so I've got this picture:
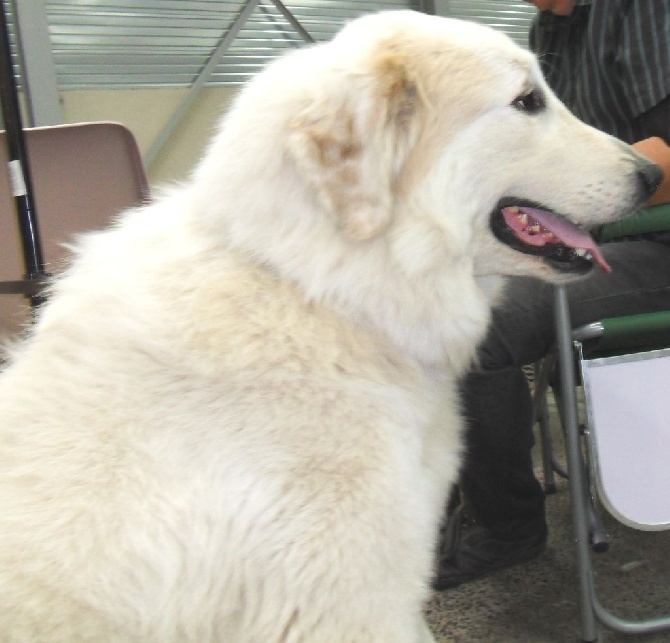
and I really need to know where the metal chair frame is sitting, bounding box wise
[551,285,670,641]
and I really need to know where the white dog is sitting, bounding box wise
[0,10,660,643]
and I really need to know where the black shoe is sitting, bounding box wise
[432,504,547,590]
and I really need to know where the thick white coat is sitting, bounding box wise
[0,10,652,642]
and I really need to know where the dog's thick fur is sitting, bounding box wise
[0,11,658,642]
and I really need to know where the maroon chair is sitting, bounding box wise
[0,122,150,342]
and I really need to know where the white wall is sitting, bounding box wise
[61,86,239,187]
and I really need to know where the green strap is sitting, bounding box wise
[595,310,670,352]
[598,203,670,241]
[584,204,670,354]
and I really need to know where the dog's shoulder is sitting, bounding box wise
[163,245,418,387]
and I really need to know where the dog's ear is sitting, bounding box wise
[287,49,422,241]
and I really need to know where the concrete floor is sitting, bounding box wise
[425,393,670,642]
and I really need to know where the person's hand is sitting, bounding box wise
[633,137,670,206]
[523,0,577,15]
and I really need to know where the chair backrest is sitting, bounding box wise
[0,122,150,340]
[579,346,670,530]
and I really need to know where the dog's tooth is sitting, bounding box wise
[518,213,528,226]
[529,224,541,234]
[575,248,587,257]
[508,206,520,214]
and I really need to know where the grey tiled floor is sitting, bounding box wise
[426,393,670,642]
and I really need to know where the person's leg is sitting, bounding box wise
[458,366,545,532]
[433,277,552,589]
[434,241,670,589]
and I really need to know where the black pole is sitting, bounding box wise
[0,1,47,295]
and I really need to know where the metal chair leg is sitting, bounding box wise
[537,394,558,494]
[533,357,569,494]
[555,286,599,642]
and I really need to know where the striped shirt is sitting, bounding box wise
[530,0,670,144]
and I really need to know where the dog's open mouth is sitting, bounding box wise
[491,199,610,274]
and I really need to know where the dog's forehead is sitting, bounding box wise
[340,12,525,54]
[338,11,537,87]
[424,17,537,77]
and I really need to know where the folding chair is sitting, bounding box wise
[548,203,670,641]
[0,122,150,342]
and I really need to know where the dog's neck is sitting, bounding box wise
[190,134,499,375]
[204,219,496,375]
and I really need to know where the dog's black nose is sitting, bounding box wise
[638,162,663,198]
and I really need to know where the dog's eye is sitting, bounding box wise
[512,88,545,114]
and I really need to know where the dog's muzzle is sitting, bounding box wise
[490,198,609,275]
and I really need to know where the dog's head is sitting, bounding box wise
[268,11,659,281]
[195,11,661,366]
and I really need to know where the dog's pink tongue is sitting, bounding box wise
[503,206,612,273]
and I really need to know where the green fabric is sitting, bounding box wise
[593,310,670,352]
[598,204,670,241]
[584,205,670,355]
